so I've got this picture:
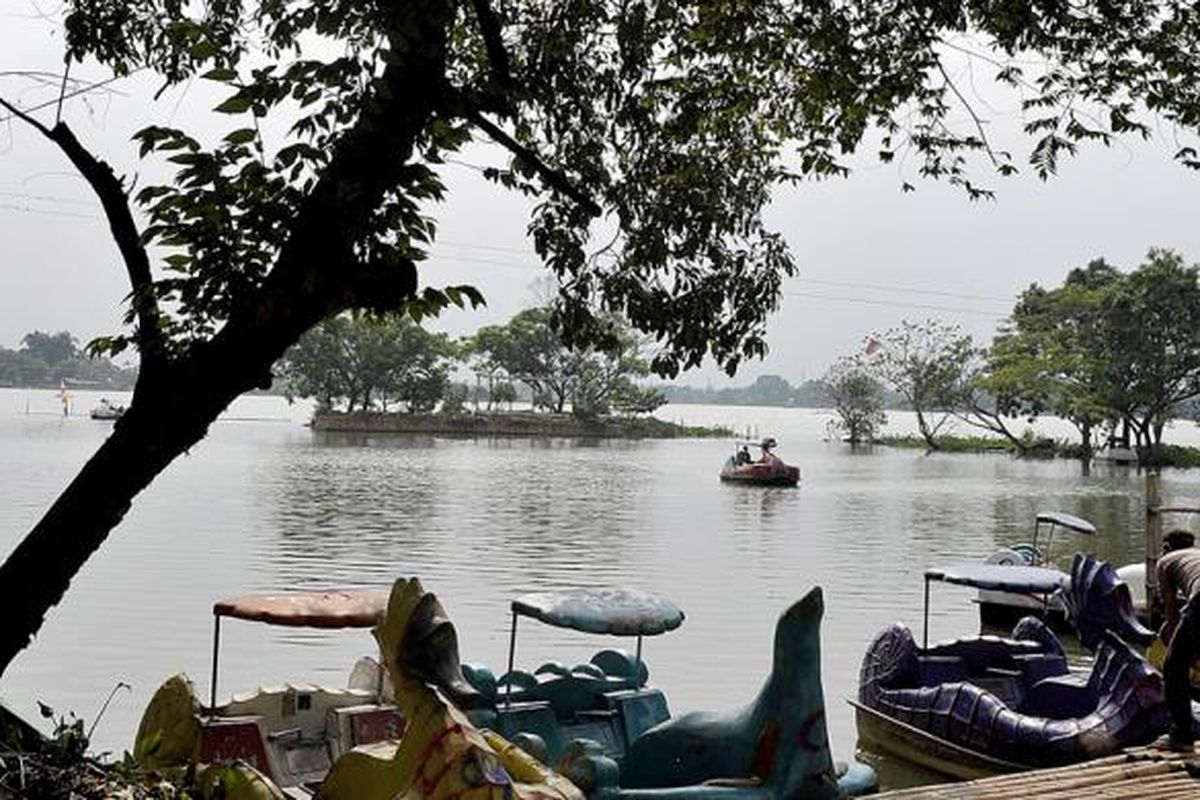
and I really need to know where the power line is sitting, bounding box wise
[0,201,101,221]
[0,73,132,125]
[780,290,1008,318]
[798,277,1011,303]
[0,201,1017,315]
[434,239,1014,303]
[0,190,96,207]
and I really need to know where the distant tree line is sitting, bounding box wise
[825,249,1200,466]
[276,306,665,420]
[0,331,136,390]
[659,374,907,409]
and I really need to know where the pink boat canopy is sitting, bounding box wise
[213,589,389,628]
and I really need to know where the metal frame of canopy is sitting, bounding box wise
[207,589,389,714]
[504,587,684,707]
[921,564,1065,649]
[1031,511,1096,567]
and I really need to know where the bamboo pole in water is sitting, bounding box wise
[1146,470,1161,617]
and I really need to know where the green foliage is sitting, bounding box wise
[983,250,1200,462]
[868,319,977,449]
[469,306,661,416]
[439,384,470,415]
[876,434,1018,453]
[0,331,136,389]
[824,356,886,444]
[54,0,1200,373]
[659,377,839,408]
[277,313,457,412]
[20,331,78,365]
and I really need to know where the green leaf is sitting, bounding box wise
[214,95,252,114]
[201,67,238,82]
[224,129,257,145]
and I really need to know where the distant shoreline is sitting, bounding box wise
[311,410,731,439]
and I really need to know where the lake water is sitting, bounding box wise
[3,387,1200,790]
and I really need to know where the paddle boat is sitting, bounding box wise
[719,438,800,487]
[976,511,1097,629]
[135,580,876,798]
[89,397,126,420]
[134,589,406,795]
[459,586,876,798]
[852,554,1187,780]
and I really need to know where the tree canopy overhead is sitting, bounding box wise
[48,0,1200,376]
[1,0,1199,678]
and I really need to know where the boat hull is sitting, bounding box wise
[850,699,1027,780]
[719,462,800,486]
[856,615,1169,775]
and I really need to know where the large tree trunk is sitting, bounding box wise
[0,360,250,675]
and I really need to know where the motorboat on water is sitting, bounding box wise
[89,397,126,420]
[719,437,800,487]
[462,586,876,798]
[976,511,1097,629]
[852,554,1191,780]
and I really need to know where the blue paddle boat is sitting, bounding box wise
[459,586,876,798]
[852,554,1190,779]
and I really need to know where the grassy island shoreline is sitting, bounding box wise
[310,410,731,439]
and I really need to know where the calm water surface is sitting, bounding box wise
[4,388,1200,790]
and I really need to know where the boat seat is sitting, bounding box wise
[603,687,670,747]
[493,700,567,763]
[918,655,968,684]
[974,669,1024,711]
[1025,673,1093,720]
[1012,652,1069,685]
[591,649,650,685]
[536,661,572,678]
[572,663,607,680]
[327,704,405,760]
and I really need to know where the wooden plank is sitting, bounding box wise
[873,746,1200,799]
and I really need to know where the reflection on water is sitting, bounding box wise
[4,389,1200,791]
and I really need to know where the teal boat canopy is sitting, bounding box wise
[511,588,684,636]
[1036,511,1096,535]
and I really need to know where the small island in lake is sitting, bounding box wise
[311,409,730,439]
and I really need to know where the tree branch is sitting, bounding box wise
[470,0,514,95]
[0,95,167,365]
[461,101,602,218]
[935,61,1000,167]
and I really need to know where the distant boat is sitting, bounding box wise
[719,437,800,486]
[89,398,125,421]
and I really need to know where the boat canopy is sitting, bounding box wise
[924,564,1066,594]
[511,588,684,636]
[213,589,389,628]
[1036,512,1096,535]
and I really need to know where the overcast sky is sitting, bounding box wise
[3,4,1198,387]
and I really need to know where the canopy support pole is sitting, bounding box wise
[505,610,517,708]
[635,635,644,688]
[209,614,221,716]
[923,575,931,650]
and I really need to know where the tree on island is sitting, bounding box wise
[981,260,1120,461]
[470,306,663,417]
[980,251,1200,465]
[278,313,458,413]
[1095,250,1200,460]
[824,356,886,445]
[2,1,1200,679]
[869,320,976,450]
